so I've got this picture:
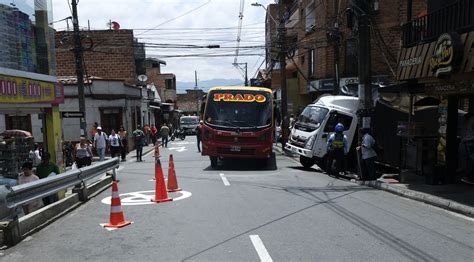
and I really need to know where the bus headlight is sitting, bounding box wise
[304,135,315,150]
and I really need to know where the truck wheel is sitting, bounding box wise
[300,156,315,169]
[210,156,218,168]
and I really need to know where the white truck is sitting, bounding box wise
[285,96,359,170]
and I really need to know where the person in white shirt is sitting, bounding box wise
[28,143,42,167]
[18,162,44,214]
[358,128,378,180]
[108,129,121,158]
[94,126,108,161]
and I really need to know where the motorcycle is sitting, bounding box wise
[170,129,186,141]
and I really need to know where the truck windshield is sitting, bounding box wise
[180,118,198,124]
[296,106,328,129]
[204,90,272,129]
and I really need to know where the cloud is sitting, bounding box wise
[52,0,274,82]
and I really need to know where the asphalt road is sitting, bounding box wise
[2,137,474,261]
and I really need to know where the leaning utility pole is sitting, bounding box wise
[355,0,372,130]
[332,0,340,95]
[71,0,87,136]
[278,1,288,146]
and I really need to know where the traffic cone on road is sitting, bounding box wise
[155,141,161,158]
[151,158,173,203]
[167,154,181,192]
[102,181,132,228]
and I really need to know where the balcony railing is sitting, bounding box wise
[402,0,474,47]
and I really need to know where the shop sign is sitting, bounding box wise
[307,79,334,92]
[0,74,64,104]
[400,57,422,67]
[430,33,463,78]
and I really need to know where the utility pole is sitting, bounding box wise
[278,1,288,147]
[355,0,372,130]
[332,0,340,95]
[244,62,248,86]
[71,0,87,136]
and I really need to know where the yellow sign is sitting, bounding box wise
[213,93,267,103]
[0,74,63,104]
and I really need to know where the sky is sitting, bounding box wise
[51,0,275,83]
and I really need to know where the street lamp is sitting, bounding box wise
[252,1,289,147]
[251,2,278,24]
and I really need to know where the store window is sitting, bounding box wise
[0,0,55,75]
[5,114,32,132]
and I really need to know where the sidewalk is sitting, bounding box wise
[90,145,156,163]
[273,144,474,218]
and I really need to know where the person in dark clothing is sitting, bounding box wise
[196,121,203,152]
[118,126,128,162]
[133,125,145,162]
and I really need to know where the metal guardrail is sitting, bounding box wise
[0,157,120,220]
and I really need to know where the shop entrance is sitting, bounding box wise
[100,108,123,134]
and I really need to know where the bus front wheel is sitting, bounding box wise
[210,156,218,168]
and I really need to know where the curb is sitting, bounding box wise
[354,180,474,218]
[277,144,474,218]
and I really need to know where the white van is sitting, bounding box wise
[179,116,200,135]
[284,96,359,169]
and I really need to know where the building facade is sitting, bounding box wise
[55,29,157,139]
[395,0,474,183]
[0,0,64,168]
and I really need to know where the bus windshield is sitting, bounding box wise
[204,89,272,129]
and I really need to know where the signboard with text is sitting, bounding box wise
[0,74,64,104]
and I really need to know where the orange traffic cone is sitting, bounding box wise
[167,154,181,192]
[102,181,132,228]
[155,141,161,158]
[151,158,173,203]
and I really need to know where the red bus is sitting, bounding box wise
[201,86,274,168]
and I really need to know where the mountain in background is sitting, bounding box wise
[176,79,243,93]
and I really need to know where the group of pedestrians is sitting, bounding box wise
[132,123,172,162]
[326,123,380,180]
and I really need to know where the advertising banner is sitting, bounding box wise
[0,74,64,104]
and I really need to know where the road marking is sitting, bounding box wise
[249,235,273,262]
[101,190,192,205]
[144,150,156,158]
[219,173,230,186]
[168,146,187,152]
[171,141,195,145]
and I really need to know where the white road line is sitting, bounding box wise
[249,235,273,262]
[219,173,230,186]
[144,150,156,158]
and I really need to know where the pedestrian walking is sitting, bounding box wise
[144,124,151,146]
[196,121,203,152]
[327,123,349,175]
[357,128,378,180]
[18,162,44,214]
[150,124,158,146]
[108,129,121,158]
[133,125,145,162]
[36,153,60,205]
[28,143,42,167]
[118,126,128,162]
[159,123,170,148]
[75,137,93,168]
[94,126,108,161]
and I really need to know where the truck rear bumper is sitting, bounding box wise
[284,143,313,158]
